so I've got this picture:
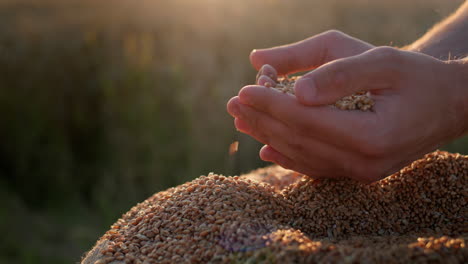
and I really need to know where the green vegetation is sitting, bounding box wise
[0,0,465,263]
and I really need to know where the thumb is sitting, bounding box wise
[294,47,401,106]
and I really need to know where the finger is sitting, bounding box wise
[250,35,328,75]
[295,47,402,106]
[230,98,339,165]
[257,75,276,87]
[237,85,376,151]
[259,145,344,179]
[234,118,251,133]
[228,97,288,147]
[238,85,368,131]
[259,145,297,170]
[235,117,269,145]
[242,112,348,177]
[250,31,372,75]
[227,96,242,118]
[256,64,278,83]
[231,95,361,177]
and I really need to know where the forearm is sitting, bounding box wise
[407,1,468,60]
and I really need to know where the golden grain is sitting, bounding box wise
[228,141,239,155]
[272,76,375,111]
[83,151,467,264]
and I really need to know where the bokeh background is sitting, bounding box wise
[0,0,467,263]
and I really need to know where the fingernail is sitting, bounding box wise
[256,70,263,82]
[295,77,316,104]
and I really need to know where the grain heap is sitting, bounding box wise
[270,76,374,111]
[82,151,467,264]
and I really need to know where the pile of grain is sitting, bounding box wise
[270,76,374,111]
[82,151,467,264]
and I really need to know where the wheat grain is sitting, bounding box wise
[82,151,467,264]
[273,76,375,111]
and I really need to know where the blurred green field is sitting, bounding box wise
[0,0,466,263]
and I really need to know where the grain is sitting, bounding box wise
[228,141,239,155]
[82,151,467,264]
[273,76,375,111]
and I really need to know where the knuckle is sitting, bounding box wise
[314,63,348,95]
[322,30,345,43]
[370,46,402,63]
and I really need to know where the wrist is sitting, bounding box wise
[447,58,468,137]
[405,43,453,61]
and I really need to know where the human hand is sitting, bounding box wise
[250,30,374,102]
[228,47,467,182]
[250,30,374,77]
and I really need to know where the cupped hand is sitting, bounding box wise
[228,46,466,182]
[251,30,374,103]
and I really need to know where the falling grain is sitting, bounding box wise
[229,141,239,155]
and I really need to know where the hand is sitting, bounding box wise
[228,46,467,182]
[250,30,374,76]
[250,30,374,105]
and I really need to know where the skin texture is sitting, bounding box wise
[227,4,468,183]
[408,1,468,60]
